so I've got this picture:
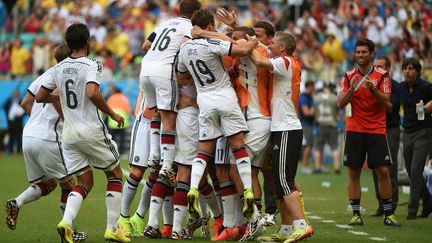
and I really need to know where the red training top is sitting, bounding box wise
[339,66,391,134]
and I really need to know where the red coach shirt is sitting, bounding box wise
[339,66,391,134]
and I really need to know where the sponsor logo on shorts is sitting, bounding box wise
[273,145,279,150]
[384,155,390,161]
[134,156,140,162]
[202,133,207,138]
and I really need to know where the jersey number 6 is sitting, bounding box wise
[65,79,78,109]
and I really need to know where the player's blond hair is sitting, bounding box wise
[54,43,72,63]
[275,31,296,55]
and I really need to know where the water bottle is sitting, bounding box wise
[418,100,425,121]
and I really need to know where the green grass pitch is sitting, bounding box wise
[0,154,430,242]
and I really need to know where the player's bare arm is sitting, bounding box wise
[52,100,64,120]
[35,86,59,103]
[20,91,34,115]
[249,49,274,71]
[337,74,360,109]
[86,82,124,128]
[191,26,235,43]
[176,71,194,87]
[230,38,258,57]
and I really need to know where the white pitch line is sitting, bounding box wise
[335,224,353,229]
[308,215,322,219]
[121,167,146,184]
[321,220,335,223]
[348,230,369,236]
[369,237,386,241]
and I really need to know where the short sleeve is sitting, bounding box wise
[208,38,232,56]
[28,79,40,96]
[379,73,391,94]
[338,74,349,93]
[269,57,289,76]
[147,32,156,42]
[177,53,188,73]
[86,61,103,85]
[41,69,56,91]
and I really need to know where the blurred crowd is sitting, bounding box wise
[0,0,431,83]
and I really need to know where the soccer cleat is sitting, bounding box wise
[144,225,162,239]
[161,225,172,239]
[117,215,132,236]
[147,155,160,168]
[243,187,255,218]
[283,225,314,243]
[235,223,248,241]
[240,215,266,241]
[72,226,88,242]
[212,227,239,241]
[104,227,131,242]
[258,232,290,242]
[187,217,204,236]
[187,187,201,220]
[384,214,401,227]
[57,220,73,243]
[130,212,145,237]
[171,229,192,240]
[201,217,210,237]
[5,199,19,230]
[212,216,223,239]
[265,209,278,227]
[159,167,177,187]
[348,214,364,226]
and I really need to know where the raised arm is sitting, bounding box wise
[230,39,258,57]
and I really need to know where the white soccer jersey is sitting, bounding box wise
[141,17,192,79]
[269,56,302,131]
[23,68,62,142]
[42,56,107,144]
[177,38,233,94]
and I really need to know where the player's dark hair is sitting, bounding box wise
[402,58,422,73]
[376,55,391,69]
[191,9,214,30]
[179,0,202,19]
[356,38,375,53]
[305,80,315,88]
[65,23,90,51]
[235,26,255,37]
[54,43,71,62]
[253,21,275,37]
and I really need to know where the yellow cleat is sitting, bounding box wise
[283,225,313,243]
[243,187,255,218]
[117,215,132,236]
[187,187,201,220]
[130,212,145,237]
[104,227,131,242]
[57,220,73,243]
[258,232,290,242]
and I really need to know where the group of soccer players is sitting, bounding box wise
[4,1,315,242]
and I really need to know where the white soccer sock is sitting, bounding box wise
[161,130,176,171]
[233,147,252,189]
[190,158,207,189]
[15,184,42,207]
[63,191,84,227]
[279,224,293,235]
[201,189,222,219]
[120,174,141,217]
[172,205,187,233]
[149,117,161,160]
[147,196,164,228]
[221,194,236,228]
[106,191,122,231]
[293,219,307,229]
[136,180,153,217]
[235,194,248,226]
[163,195,174,226]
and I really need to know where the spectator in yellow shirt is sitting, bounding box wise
[322,33,345,64]
[105,26,129,59]
[11,39,30,79]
